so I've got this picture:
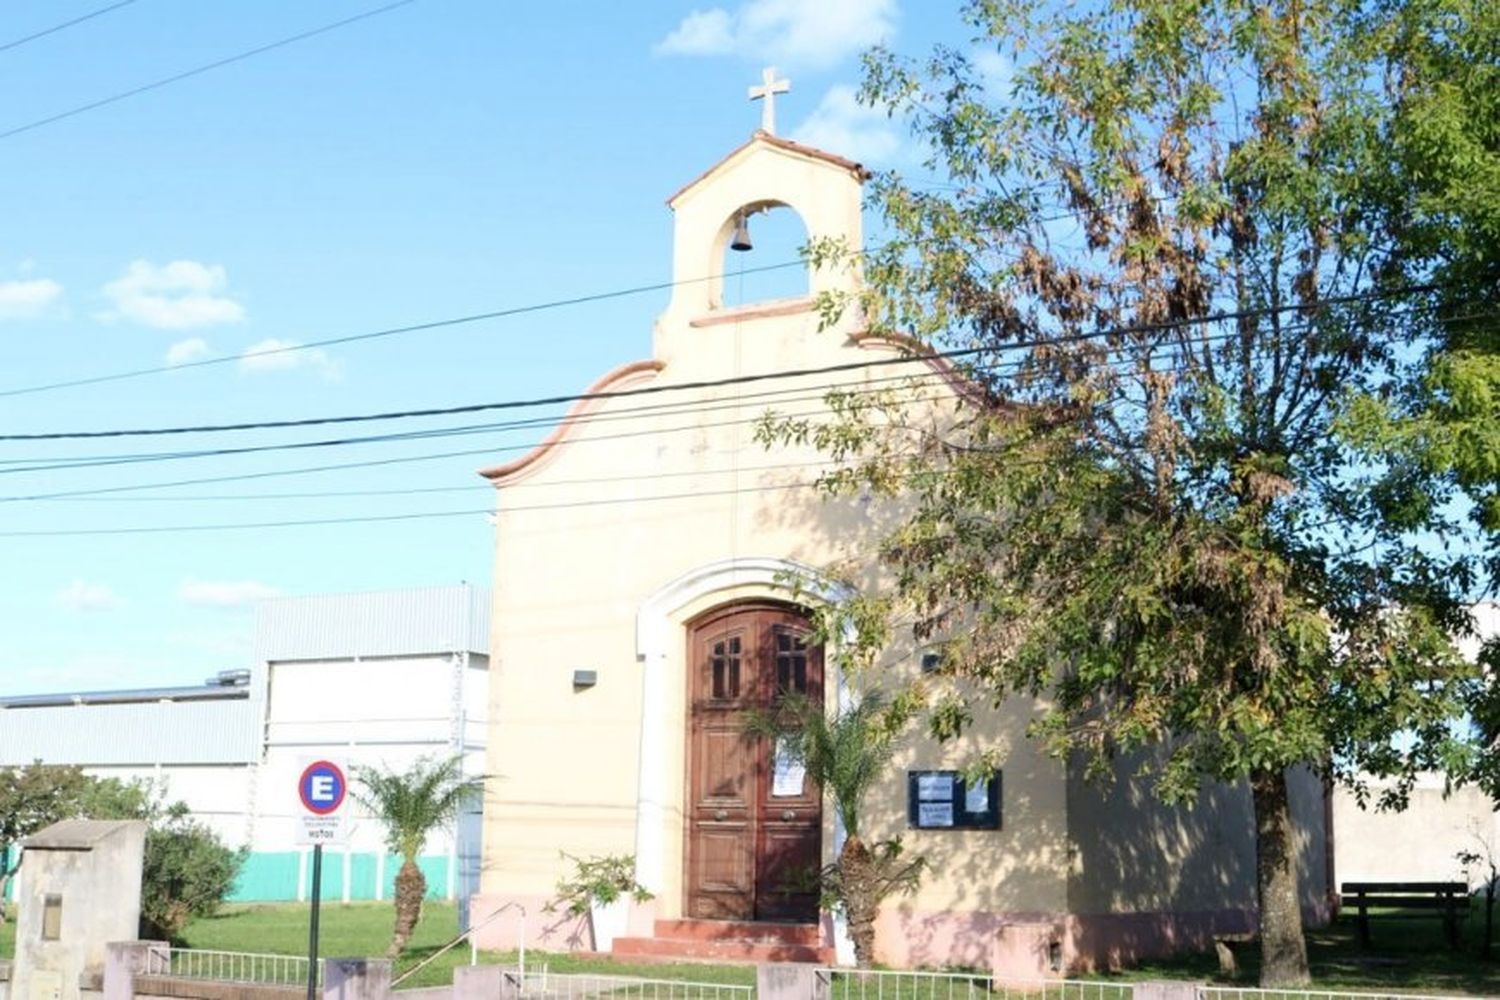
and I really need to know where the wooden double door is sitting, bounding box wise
[685,603,823,923]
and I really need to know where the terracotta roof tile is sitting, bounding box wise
[667,131,871,207]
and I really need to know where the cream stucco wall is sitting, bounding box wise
[472,135,1075,953]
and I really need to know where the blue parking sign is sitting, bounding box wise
[298,760,347,816]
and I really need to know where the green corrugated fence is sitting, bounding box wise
[229,851,450,902]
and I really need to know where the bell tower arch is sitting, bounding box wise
[655,132,870,359]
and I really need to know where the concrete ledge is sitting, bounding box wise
[134,975,301,1000]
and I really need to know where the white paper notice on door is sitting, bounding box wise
[771,737,806,797]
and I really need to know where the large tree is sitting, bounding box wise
[767,0,1487,985]
[1342,0,1499,769]
[355,755,482,957]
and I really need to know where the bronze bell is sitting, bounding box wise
[730,211,753,252]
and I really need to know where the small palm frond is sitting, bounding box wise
[353,755,483,862]
[745,692,902,839]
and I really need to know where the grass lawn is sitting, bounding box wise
[4,902,1498,994]
[178,902,755,989]
[1087,909,1500,995]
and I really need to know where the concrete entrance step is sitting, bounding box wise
[611,919,833,964]
[652,919,824,946]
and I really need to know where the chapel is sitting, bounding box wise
[470,74,1332,977]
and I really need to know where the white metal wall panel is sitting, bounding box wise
[0,696,259,766]
[85,764,255,846]
[255,585,489,662]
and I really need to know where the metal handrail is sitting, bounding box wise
[389,901,525,988]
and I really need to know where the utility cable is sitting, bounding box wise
[0,0,418,141]
[0,0,138,54]
[0,284,1449,439]
[0,303,1474,488]
[0,311,1386,471]
[0,482,818,538]
[0,259,806,401]
[0,369,965,471]
[39,460,845,502]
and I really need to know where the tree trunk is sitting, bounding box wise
[387,858,427,957]
[1251,767,1311,987]
[839,834,878,967]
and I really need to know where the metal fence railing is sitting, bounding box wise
[500,967,754,998]
[1199,990,1498,1000]
[815,971,1135,1000]
[162,948,324,988]
[136,953,1500,1000]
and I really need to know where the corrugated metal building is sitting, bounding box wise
[0,584,489,907]
[0,679,261,850]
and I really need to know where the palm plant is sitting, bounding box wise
[747,692,924,966]
[353,755,483,956]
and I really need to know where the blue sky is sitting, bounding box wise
[0,0,988,694]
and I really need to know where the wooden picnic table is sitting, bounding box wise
[1340,880,1470,948]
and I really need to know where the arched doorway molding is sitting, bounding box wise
[632,557,854,900]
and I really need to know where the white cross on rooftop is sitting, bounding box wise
[748,67,790,134]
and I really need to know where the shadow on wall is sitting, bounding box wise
[755,473,1331,975]
[1061,752,1329,972]
[871,720,1072,973]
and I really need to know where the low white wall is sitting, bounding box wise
[1333,776,1497,889]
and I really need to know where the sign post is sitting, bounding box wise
[296,759,351,1000]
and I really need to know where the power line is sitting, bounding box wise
[0,314,1342,473]
[37,460,842,502]
[0,443,508,504]
[0,284,1447,439]
[0,376,974,502]
[0,0,418,142]
[0,482,821,538]
[0,0,138,54]
[0,259,807,401]
[0,302,1470,492]
[0,298,1470,507]
[0,371,958,472]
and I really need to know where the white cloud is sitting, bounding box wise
[972,47,1013,97]
[0,278,64,320]
[179,579,281,610]
[100,259,245,330]
[56,580,122,613]
[655,8,735,55]
[654,0,897,70]
[237,337,342,380]
[165,337,211,366]
[792,84,902,164]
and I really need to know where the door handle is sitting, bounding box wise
[782,809,795,821]
[714,809,728,821]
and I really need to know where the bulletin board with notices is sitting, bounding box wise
[906,769,1002,830]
